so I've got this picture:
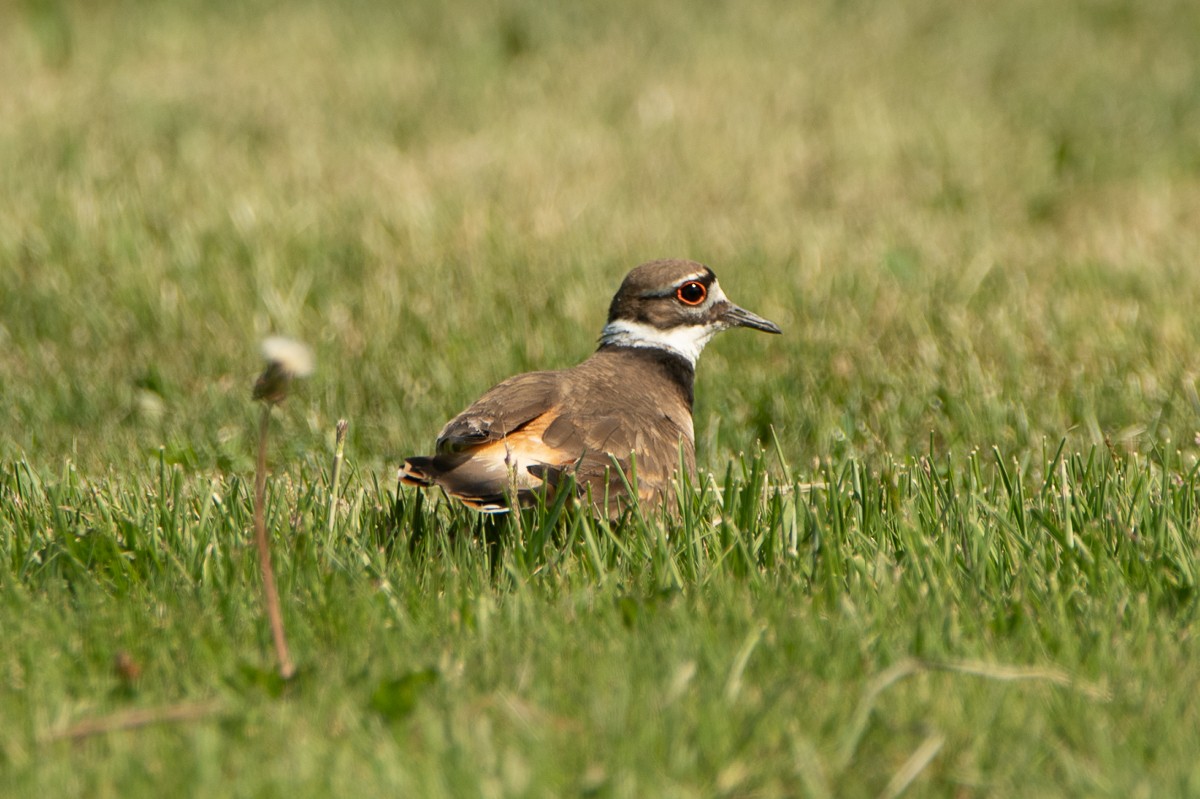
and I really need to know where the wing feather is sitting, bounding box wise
[435,371,561,453]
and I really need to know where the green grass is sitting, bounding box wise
[3,0,1200,795]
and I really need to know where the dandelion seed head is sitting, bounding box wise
[261,336,314,378]
[253,336,314,403]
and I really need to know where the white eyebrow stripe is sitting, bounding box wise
[643,271,713,296]
[645,275,722,300]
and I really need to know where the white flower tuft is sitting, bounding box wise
[261,336,314,378]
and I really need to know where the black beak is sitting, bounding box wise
[722,303,782,334]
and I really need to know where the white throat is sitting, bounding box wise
[599,319,718,366]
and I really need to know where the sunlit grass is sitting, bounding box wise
[2,444,1198,795]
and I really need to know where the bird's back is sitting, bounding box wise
[400,346,696,514]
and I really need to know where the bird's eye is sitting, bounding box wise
[676,281,707,306]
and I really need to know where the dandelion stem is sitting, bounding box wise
[254,403,295,680]
[44,700,226,742]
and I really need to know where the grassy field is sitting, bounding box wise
[3,0,1200,795]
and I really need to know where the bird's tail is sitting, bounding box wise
[398,455,510,514]
[398,456,437,487]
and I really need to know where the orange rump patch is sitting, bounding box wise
[459,410,575,490]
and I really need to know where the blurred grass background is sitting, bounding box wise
[3,1,1200,796]
[4,0,1200,475]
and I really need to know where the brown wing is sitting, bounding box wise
[402,350,698,516]
[435,371,562,453]
[541,410,695,514]
[400,371,576,511]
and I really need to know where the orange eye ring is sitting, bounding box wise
[676,281,707,306]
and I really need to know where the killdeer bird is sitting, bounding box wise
[399,259,781,514]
